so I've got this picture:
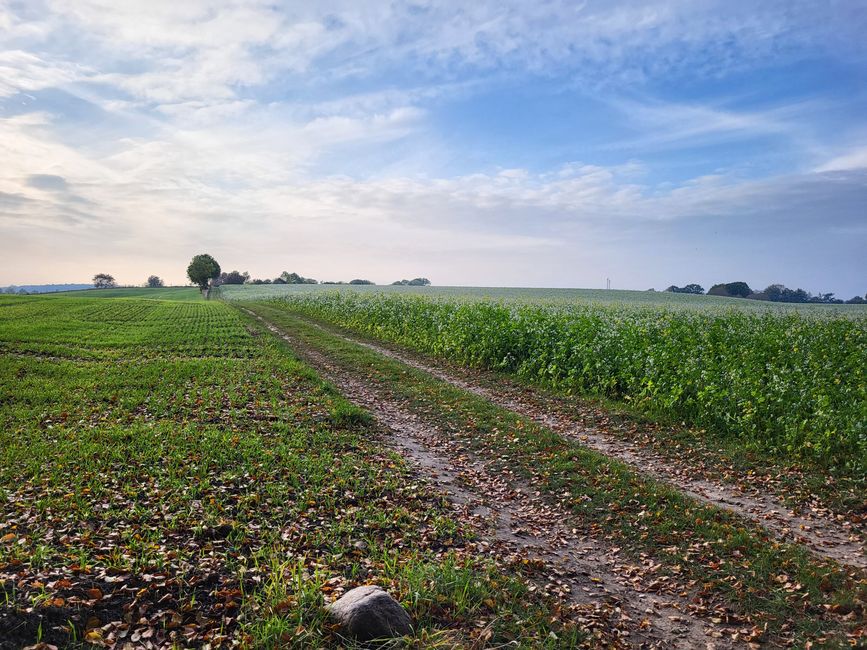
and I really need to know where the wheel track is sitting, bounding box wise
[285,313,866,571]
[244,307,740,649]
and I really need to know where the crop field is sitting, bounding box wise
[2,291,865,649]
[229,289,867,478]
[0,295,251,359]
[0,294,590,648]
[218,283,867,315]
[237,297,867,647]
[53,288,203,301]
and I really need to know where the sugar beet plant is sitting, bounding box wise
[257,292,867,475]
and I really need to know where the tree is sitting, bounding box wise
[725,282,752,298]
[93,273,116,289]
[146,275,164,288]
[187,254,221,293]
[665,284,704,294]
[763,284,785,302]
[279,271,317,284]
[349,279,375,285]
[708,281,752,298]
[810,292,842,304]
[786,288,811,303]
[749,284,821,303]
[220,270,248,285]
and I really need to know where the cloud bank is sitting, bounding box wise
[1,1,865,295]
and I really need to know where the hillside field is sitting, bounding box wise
[219,283,867,314]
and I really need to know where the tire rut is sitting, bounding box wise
[290,315,865,571]
[244,308,740,649]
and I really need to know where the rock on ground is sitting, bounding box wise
[327,585,413,641]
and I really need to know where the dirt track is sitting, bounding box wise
[287,313,866,571]
[245,307,743,649]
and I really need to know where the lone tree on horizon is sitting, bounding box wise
[93,273,116,289]
[146,275,164,288]
[187,254,221,296]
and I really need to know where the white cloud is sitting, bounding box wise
[603,96,830,153]
[0,1,865,293]
[3,1,864,108]
[0,50,83,97]
[815,146,867,172]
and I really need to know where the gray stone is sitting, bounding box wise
[327,585,412,641]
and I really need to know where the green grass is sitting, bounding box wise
[242,301,867,648]
[233,291,867,477]
[0,294,590,648]
[53,287,203,301]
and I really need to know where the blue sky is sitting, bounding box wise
[1,0,866,296]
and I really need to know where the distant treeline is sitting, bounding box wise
[219,271,430,287]
[665,282,866,304]
[1,284,92,295]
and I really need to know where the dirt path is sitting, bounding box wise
[287,314,866,571]
[244,308,739,649]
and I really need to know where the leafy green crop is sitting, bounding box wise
[254,291,867,475]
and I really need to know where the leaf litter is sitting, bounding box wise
[248,309,749,649]
[288,313,866,571]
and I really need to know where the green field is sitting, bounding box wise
[219,283,867,314]
[227,288,867,477]
[2,290,865,648]
[53,287,203,301]
[240,298,867,647]
[0,294,586,648]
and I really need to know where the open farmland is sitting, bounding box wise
[224,287,867,476]
[1,290,865,648]
[5,1,866,647]
[51,288,204,301]
[0,294,607,648]
[231,287,867,647]
[219,284,867,315]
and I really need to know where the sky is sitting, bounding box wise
[1,1,866,296]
